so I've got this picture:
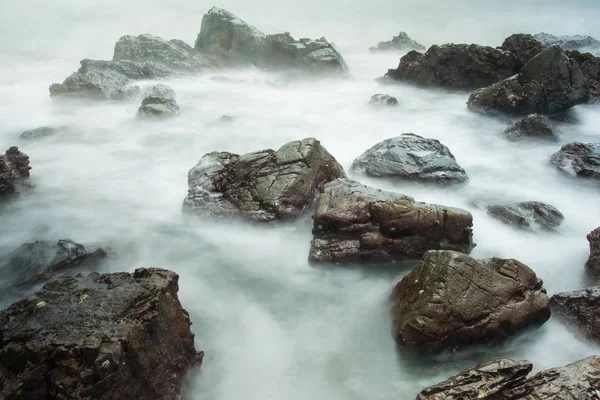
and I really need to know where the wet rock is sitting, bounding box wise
[566,50,600,102]
[485,202,564,231]
[0,268,201,400]
[468,46,587,116]
[503,114,556,141]
[49,62,136,100]
[137,84,179,118]
[0,146,33,200]
[350,134,468,186]
[384,44,519,90]
[20,126,69,141]
[309,179,473,264]
[182,137,346,222]
[369,31,425,53]
[534,32,600,54]
[549,142,600,184]
[390,250,550,351]
[500,34,545,69]
[368,94,398,106]
[550,287,600,343]
[416,359,533,399]
[586,227,600,278]
[0,239,108,291]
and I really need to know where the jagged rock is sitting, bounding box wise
[49,63,136,100]
[485,202,564,231]
[368,94,398,106]
[566,50,600,102]
[550,287,600,343]
[137,84,179,118]
[416,359,533,399]
[0,146,33,200]
[500,34,545,69]
[0,239,108,291]
[383,44,519,90]
[309,179,474,264]
[390,250,550,351]
[350,134,468,186]
[182,137,346,222]
[468,46,587,115]
[369,32,425,53]
[0,268,202,400]
[549,142,600,184]
[586,227,600,278]
[534,32,600,54]
[503,114,556,141]
[20,126,68,141]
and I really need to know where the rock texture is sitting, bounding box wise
[468,46,587,116]
[20,126,68,141]
[383,44,519,90]
[500,34,545,69]
[503,114,556,141]
[369,94,398,106]
[567,50,600,102]
[390,250,550,351]
[534,32,600,53]
[309,179,474,264]
[486,202,564,231]
[369,32,425,53]
[0,268,202,400]
[0,146,33,200]
[549,142,600,184]
[138,84,179,117]
[550,287,600,343]
[182,138,346,222]
[350,134,468,186]
[586,227,600,277]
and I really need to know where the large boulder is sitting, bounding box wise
[534,32,600,54]
[383,44,519,90]
[485,201,564,231]
[182,138,346,222]
[549,142,600,185]
[350,134,469,186]
[0,268,203,400]
[586,227,600,277]
[369,32,425,53]
[137,84,179,118]
[467,46,587,116]
[390,250,550,351]
[0,146,33,201]
[309,179,474,264]
[500,34,545,69]
[550,287,600,344]
[566,50,600,102]
[503,114,556,141]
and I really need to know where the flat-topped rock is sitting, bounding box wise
[550,142,600,185]
[550,287,600,344]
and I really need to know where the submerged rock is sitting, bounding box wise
[137,84,179,118]
[503,114,556,141]
[549,142,600,184]
[534,32,600,54]
[0,268,202,400]
[369,32,425,53]
[368,93,398,106]
[390,250,550,351]
[586,227,600,278]
[500,33,545,69]
[309,179,474,264]
[485,201,564,231]
[550,287,600,344]
[0,146,33,200]
[20,126,69,141]
[383,44,519,90]
[182,138,346,222]
[468,46,587,116]
[350,134,468,186]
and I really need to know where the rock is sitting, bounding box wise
[550,287,600,343]
[549,142,600,184]
[416,359,533,399]
[182,137,346,222]
[390,250,550,351]
[500,34,545,69]
[309,179,474,264]
[218,115,234,123]
[0,268,202,400]
[566,50,600,102]
[383,44,519,90]
[350,134,468,186]
[368,94,398,106]
[534,32,600,54]
[0,239,108,291]
[20,126,68,141]
[503,114,556,141]
[587,227,600,277]
[0,146,33,200]
[369,32,426,53]
[467,46,587,116]
[485,202,564,231]
[137,84,179,118]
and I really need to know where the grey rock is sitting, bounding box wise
[137,84,179,118]
[309,179,474,264]
[550,287,600,344]
[369,32,426,53]
[485,202,564,231]
[20,126,68,141]
[500,34,545,69]
[503,114,556,141]
[586,227,600,278]
[0,146,33,201]
[549,142,600,184]
[390,250,550,351]
[182,137,346,222]
[567,50,600,102]
[350,134,468,186]
[534,32,600,54]
[368,93,398,106]
[49,62,136,100]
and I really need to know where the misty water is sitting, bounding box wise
[1,0,600,398]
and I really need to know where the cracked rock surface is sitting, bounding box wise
[550,142,600,185]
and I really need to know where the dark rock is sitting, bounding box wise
[309,179,474,264]
[485,202,564,231]
[587,227,600,277]
[182,137,346,222]
[534,32,600,53]
[390,250,550,351]
[503,114,556,141]
[416,359,533,399]
[384,44,519,90]
[0,146,33,200]
[368,94,398,106]
[549,142,600,184]
[369,32,426,53]
[0,268,201,400]
[500,34,545,69]
[468,46,587,116]
[137,84,179,118]
[20,126,68,141]
[550,287,600,343]
[350,134,468,186]
[566,50,600,102]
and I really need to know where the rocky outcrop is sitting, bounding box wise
[500,34,545,69]
[0,146,33,200]
[468,46,587,116]
[534,32,600,53]
[550,287,600,344]
[503,114,556,141]
[20,126,69,141]
[309,179,474,264]
[369,32,425,53]
[0,268,203,400]
[587,227,600,277]
[566,50,600,102]
[549,142,600,185]
[390,250,550,351]
[182,138,346,222]
[137,84,179,117]
[350,134,468,185]
[485,202,564,231]
[368,94,398,106]
[383,44,519,90]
